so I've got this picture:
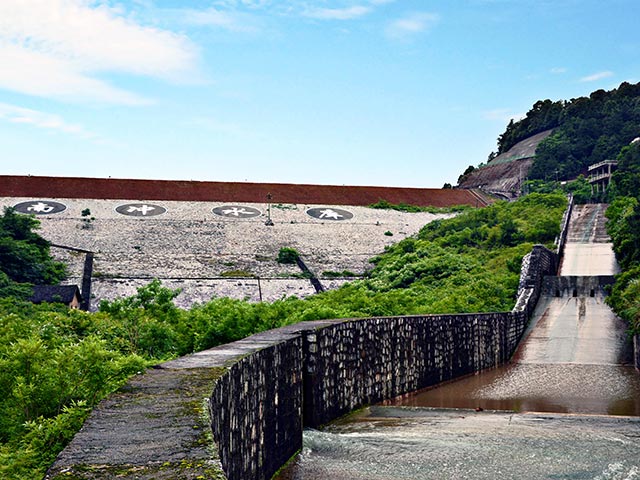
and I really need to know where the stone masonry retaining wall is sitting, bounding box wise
[210,335,305,479]
[204,312,530,480]
[207,245,557,480]
[556,194,574,258]
[46,244,558,480]
[301,312,527,428]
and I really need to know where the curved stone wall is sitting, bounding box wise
[202,312,529,480]
[205,313,533,480]
[47,245,558,480]
[207,245,557,480]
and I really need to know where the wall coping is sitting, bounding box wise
[0,175,490,207]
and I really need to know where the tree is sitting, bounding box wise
[490,82,640,182]
[99,279,182,357]
[610,143,640,199]
[0,207,66,297]
[277,247,300,264]
[457,165,476,185]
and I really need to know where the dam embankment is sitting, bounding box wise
[47,244,557,480]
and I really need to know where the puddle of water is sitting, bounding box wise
[385,363,640,416]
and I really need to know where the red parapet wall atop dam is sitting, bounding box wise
[0,175,491,207]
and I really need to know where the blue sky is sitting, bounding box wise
[1,1,638,189]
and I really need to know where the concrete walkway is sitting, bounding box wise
[559,203,619,276]
[519,203,626,365]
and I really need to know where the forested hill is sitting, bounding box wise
[494,81,640,181]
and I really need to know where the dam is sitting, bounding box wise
[275,203,640,479]
[0,175,484,309]
[11,183,632,480]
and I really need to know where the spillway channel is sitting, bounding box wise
[276,204,640,479]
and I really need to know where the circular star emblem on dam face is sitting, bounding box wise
[212,205,262,219]
[13,200,66,215]
[115,203,167,217]
[306,207,353,221]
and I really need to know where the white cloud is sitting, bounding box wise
[303,6,371,20]
[180,1,391,24]
[385,12,440,39]
[0,44,152,105]
[0,0,199,104]
[0,102,97,139]
[179,7,260,33]
[580,71,614,82]
[550,67,567,74]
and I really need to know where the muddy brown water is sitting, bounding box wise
[384,362,640,416]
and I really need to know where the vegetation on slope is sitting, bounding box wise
[0,194,566,479]
[494,82,640,181]
[487,83,640,334]
[0,207,67,298]
[604,142,640,334]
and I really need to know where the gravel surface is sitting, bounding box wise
[1,196,451,309]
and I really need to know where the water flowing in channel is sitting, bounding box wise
[275,205,640,479]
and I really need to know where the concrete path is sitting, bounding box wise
[514,294,630,365]
[520,203,625,365]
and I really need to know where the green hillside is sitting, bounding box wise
[495,81,640,181]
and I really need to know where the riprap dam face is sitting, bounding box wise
[1,195,453,309]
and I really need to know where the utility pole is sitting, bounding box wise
[265,193,274,226]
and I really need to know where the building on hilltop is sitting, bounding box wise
[587,160,618,195]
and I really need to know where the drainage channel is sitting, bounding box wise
[276,204,640,479]
[275,287,640,480]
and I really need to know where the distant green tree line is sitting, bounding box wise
[605,142,640,335]
[495,82,640,181]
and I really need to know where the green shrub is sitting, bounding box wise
[220,270,255,278]
[277,247,300,264]
[322,270,359,278]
